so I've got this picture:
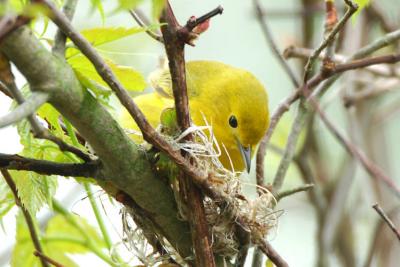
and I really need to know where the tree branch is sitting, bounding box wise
[309,98,400,198]
[257,240,289,267]
[253,0,300,88]
[1,23,194,260]
[372,203,400,242]
[303,0,358,83]
[0,91,48,128]
[129,9,163,43]
[0,153,99,177]
[159,2,222,266]
[0,81,91,162]
[34,251,64,267]
[1,169,49,267]
[52,0,78,56]
[276,183,314,201]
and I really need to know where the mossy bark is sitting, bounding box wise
[1,26,192,258]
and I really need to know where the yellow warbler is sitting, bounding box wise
[120,61,269,172]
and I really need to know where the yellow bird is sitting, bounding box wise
[120,61,269,172]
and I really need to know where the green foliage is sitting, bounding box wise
[90,0,106,24]
[11,170,57,216]
[12,117,81,215]
[66,26,145,58]
[117,0,144,10]
[0,177,14,223]
[68,54,146,93]
[65,27,147,98]
[160,107,179,136]
[45,214,106,253]
[11,211,106,267]
[355,0,370,9]
[152,0,166,20]
[353,0,370,20]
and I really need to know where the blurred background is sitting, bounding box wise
[1,0,400,266]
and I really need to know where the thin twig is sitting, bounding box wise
[253,0,300,88]
[52,0,78,56]
[257,52,400,175]
[309,97,400,198]
[272,102,309,193]
[364,207,400,267]
[1,169,49,267]
[0,81,91,162]
[276,183,314,201]
[284,45,398,77]
[0,91,48,128]
[303,0,358,83]
[257,240,289,267]
[34,251,64,267]
[0,153,99,177]
[253,0,301,193]
[372,203,400,241]
[129,9,163,43]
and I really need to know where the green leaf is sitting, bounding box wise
[37,103,64,137]
[68,54,146,92]
[11,171,57,215]
[45,214,106,253]
[117,0,144,10]
[66,26,144,58]
[160,107,179,136]
[81,26,144,47]
[152,0,166,20]
[353,0,370,21]
[0,177,14,222]
[355,0,370,9]
[11,213,81,267]
[90,0,105,24]
[11,213,39,267]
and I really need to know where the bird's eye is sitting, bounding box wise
[229,115,238,128]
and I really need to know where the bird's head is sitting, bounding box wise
[188,61,270,172]
[219,76,269,173]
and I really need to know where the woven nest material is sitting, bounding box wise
[121,122,280,264]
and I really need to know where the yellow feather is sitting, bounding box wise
[120,61,269,172]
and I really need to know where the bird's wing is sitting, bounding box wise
[148,62,203,99]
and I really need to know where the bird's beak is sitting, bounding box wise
[238,142,252,173]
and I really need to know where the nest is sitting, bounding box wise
[121,121,280,264]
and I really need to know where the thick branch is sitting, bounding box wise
[0,153,99,177]
[1,26,193,258]
[160,2,218,266]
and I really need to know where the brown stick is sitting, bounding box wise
[34,251,65,267]
[159,2,221,266]
[1,169,50,267]
[0,153,99,177]
[308,98,400,198]
[372,203,400,241]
